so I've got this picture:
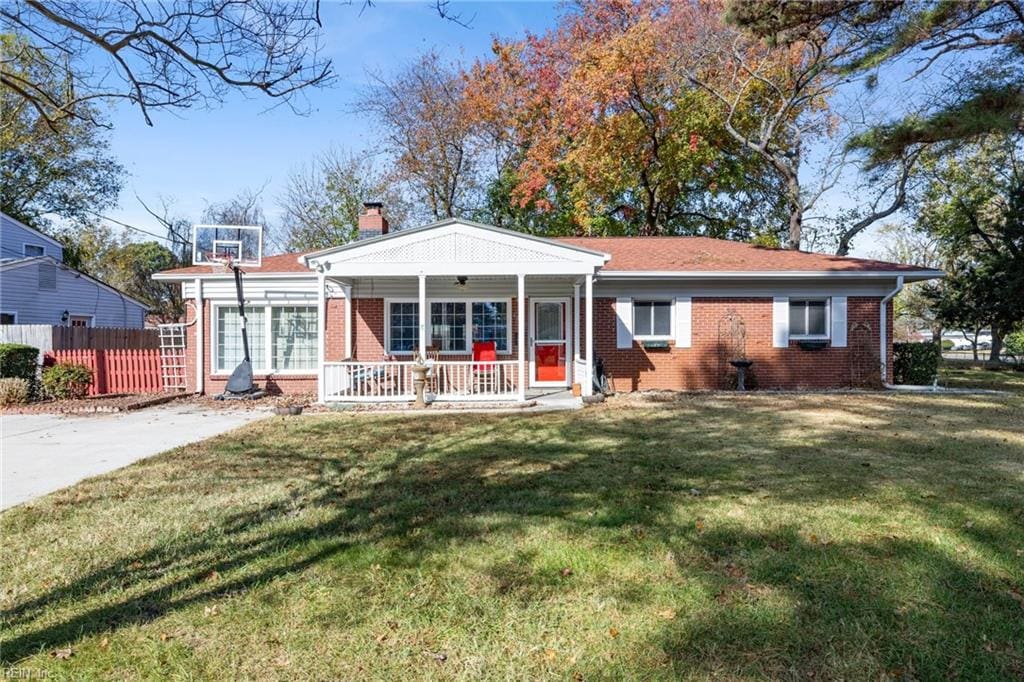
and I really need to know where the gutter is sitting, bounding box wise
[879,275,904,387]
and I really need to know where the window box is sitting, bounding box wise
[797,339,829,350]
[641,339,670,350]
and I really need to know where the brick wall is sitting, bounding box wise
[184,294,893,396]
[593,296,892,392]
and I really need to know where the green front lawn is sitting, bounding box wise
[3,394,1023,679]
[940,361,1024,393]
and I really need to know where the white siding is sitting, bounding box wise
[0,263,146,327]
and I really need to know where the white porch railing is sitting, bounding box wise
[573,358,590,393]
[323,360,521,402]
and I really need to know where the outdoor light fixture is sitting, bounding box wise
[60,310,69,324]
[456,276,468,287]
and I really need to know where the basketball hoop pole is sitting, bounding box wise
[231,263,252,364]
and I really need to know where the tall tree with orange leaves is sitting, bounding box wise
[465,0,792,239]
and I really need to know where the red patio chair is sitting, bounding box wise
[472,341,497,393]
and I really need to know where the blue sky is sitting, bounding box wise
[103,0,913,258]
[107,1,560,240]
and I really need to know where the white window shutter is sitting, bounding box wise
[615,297,633,349]
[772,297,789,348]
[674,297,691,348]
[831,296,848,347]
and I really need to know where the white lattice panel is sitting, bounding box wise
[336,233,565,264]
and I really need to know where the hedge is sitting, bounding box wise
[893,342,941,385]
[0,343,39,383]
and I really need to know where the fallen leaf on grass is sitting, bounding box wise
[657,609,676,620]
[422,650,447,662]
[159,633,173,642]
[695,519,705,532]
[204,605,218,616]
[572,672,584,681]
[98,637,109,651]
[608,627,619,639]
[203,570,219,582]
[1008,587,1024,609]
[51,648,73,660]
[544,648,557,661]
[561,567,573,577]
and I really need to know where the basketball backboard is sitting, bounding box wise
[192,225,263,266]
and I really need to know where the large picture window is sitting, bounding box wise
[215,304,318,373]
[216,306,266,372]
[388,300,510,354]
[633,300,672,338]
[272,306,318,370]
[789,299,829,338]
[430,302,467,352]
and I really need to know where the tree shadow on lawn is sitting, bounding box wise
[2,397,1022,675]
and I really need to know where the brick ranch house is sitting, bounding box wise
[153,205,943,402]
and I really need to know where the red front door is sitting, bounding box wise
[532,300,567,384]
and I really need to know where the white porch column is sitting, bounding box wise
[342,284,353,359]
[573,282,581,365]
[317,273,326,403]
[193,278,204,394]
[418,273,427,360]
[584,275,594,396]
[517,273,526,402]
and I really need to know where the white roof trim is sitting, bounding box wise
[597,269,944,281]
[300,218,611,264]
[1,212,64,248]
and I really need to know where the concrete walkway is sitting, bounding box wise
[1,403,269,511]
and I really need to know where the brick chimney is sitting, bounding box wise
[358,202,389,240]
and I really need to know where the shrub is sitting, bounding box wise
[893,342,941,385]
[41,363,93,399]
[0,378,31,406]
[0,343,38,382]
[1005,328,1024,357]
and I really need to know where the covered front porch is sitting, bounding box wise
[304,220,608,404]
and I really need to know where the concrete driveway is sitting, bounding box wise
[1,402,270,511]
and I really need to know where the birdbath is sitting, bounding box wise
[411,356,429,408]
[729,359,754,391]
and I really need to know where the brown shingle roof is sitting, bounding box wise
[157,252,314,276]
[555,236,924,272]
[156,236,926,276]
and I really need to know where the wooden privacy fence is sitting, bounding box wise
[52,326,159,350]
[46,349,163,396]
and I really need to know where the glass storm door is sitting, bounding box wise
[531,299,569,385]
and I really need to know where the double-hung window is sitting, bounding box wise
[789,299,829,338]
[472,301,508,352]
[389,302,420,353]
[430,302,467,352]
[388,300,510,354]
[633,300,672,339]
[215,304,318,373]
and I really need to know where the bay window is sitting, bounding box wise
[789,299,829,338]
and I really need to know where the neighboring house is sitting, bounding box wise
[0,213,148,327]
[153,204,943,402]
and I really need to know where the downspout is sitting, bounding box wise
[194,278,204,395]
[880,275,903,388]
